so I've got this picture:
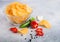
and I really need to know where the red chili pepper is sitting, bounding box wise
[36,32,44,36]
[30,21,38,29]
[35,28,43,32]
[10,27,18,33]
[35,28,44,36]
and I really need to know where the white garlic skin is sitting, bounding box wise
[36,16,44,21]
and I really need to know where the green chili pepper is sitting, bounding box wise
[29,17,35,21]
[19,21,30,28]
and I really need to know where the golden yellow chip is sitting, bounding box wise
[18,28,28,35]
[39,20,51,28]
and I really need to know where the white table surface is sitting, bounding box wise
[0,0,60,42]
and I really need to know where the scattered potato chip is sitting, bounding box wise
[18,28,28,35]
[39,20,51,28]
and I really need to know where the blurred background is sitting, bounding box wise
[0,0,60,42]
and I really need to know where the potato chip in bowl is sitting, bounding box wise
[5,2,32,24]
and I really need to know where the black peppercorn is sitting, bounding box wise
[25,38,26,40]
[28,39,31,42]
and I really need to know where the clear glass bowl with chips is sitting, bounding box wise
[5,2,32,24]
